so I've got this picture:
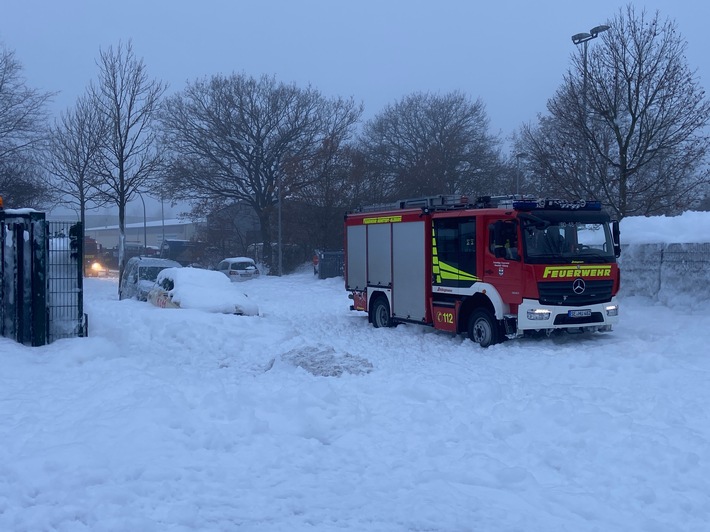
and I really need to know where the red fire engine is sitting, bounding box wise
[84,236,107,277]
[344,195,621,347]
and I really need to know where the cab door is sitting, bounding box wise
[482,218,523,305]
[432,216,478,289]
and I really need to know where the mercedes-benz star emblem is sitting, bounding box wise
[572,278,586,295]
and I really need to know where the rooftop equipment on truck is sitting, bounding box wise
[344,195,621,347]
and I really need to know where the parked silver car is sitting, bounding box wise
[119,256,182,301]
[216,257,260,281]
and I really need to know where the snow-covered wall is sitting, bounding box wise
[620,243,710,305]
[619,211,710,305]
[619,244,663,297]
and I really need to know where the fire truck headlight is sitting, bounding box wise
[605,305,619,317]
[90,262,103,272]
[527,309,551,320]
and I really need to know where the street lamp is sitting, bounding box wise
[161,195,165,245]
[571,25,609,110]
[515,152,528,195]
[135,190,147,255]
[572,25,609,181]
[276,168,282,277]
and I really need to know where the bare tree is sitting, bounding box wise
[159,73,361,270]
[43,93,109,234]
[521,5,710,218]
[358,92,503,201]
[90,40,166,288]
[289,101,364,253]
[0,157,52,208]
[0,44,54,207]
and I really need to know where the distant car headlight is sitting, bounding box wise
[527,309,551,320]
[90,261,104,271]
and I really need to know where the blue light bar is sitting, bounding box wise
[513,199,602,211]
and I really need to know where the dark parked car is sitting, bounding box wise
[119,256,182,301]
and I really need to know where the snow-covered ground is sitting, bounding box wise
[1,211,710,531]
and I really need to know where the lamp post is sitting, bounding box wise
[572,25,609,182]
[571,25,609,113]
[161,196,165,245]
[515,152,528,195]
[135,190,147,255]
[277,170,282,277]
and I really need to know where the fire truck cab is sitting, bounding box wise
[84,236,107,277]
[344,195,621,347]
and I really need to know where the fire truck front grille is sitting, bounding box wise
[537,280,614,306]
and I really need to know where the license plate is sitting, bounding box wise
[568,309,592,318]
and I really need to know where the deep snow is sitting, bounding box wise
[1,211,710,531]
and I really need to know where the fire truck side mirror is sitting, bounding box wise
[612,220,621,257]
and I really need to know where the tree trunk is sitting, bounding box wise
[256,209,273,272]
[117,202,126,297]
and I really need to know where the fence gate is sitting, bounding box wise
[47,220,87,343]
[0,211,86,346]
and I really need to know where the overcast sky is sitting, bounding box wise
[3,0,709,144]
[2,0,709,217]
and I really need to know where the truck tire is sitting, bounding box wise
[468,309,500,348]
[371,297,392,328]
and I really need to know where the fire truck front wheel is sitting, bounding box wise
[468,309,501,348]
[370,297,393,328]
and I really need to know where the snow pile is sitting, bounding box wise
[279,345,374,377]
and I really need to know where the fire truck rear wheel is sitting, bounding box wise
[371,297,392,328]
[468,309,500,348]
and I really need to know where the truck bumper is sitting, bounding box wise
[516,297,619,332]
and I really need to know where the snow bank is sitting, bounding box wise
[621,211,710,244]
[1,272,710,531]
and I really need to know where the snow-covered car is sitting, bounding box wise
[147,267,259,316]
[216,257,260,281]
[119,257,182,301]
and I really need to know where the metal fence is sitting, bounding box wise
[47,220,87,343]
[1,211,47,345]
[0,211,86,346]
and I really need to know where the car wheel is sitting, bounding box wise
[468,309,501,348]
[371,297,392,328]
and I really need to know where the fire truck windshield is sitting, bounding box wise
[522,219,615,264]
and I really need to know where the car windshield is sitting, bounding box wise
[233,262,254,270]
[523,220,615,264]
[139,266,167,281]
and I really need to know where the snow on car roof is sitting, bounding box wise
[221,256,255,263]
[156,267,258,315]
[132,257,183,268]
[158,266,232,286]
